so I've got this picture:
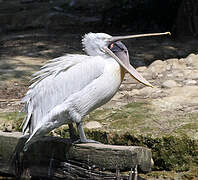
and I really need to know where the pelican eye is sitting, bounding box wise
[109,43,114,49]
[108,42,124,52]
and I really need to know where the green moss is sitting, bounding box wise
[84,102,154,135]
[84,102,198,140]
[143,167,198,180]
[0,112,24,131]
[146,136,197,172]
[85,130,198,174]
[142,171,176,179]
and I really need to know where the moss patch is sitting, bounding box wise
[84,102,198,139]
[0,112,24,132]
[85,130,198,171]
[141,167,198,180]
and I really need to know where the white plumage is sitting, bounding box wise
[22,32,169,149]
[23,34,125,148]
[23,54,122,130]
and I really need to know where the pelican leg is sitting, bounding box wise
[68,123,78,141]
[76,122,101,144]
[76,122,87,142]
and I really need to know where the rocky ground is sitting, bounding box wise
[0,0,198,179]
[95,53,198,139]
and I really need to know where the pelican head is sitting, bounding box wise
[82,33,112,56]
[82,32,170,87]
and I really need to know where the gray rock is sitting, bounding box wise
[152,86,198,112]
[2,123,13,132]
[185,53,198,67]
[136,66,147,72]
[184,80,197,85]
[158,74,163,78]
[166,58,186,70]
[112,92,125,101]
[171,71,185,82]
[138,87,160,97]
[184,70,198,80]
[166,58,179,64]
[84,121,102,129]
[148,60,167,74]
[173,72,184,78]
[129,89,140,96]
[162,80,179,88]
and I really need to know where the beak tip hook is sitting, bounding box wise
[166,32,171,36]
[148,84,154,88]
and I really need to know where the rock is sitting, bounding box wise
[151,72,158,79]
[166,64,172,71]
[84,121,102,129]
[150,60,165,67]
[147,60,167,74]
[166,58,186,70]
[152,86,198,112]
[171,70,185,81]
[112,92,125,101]
[184,70,198,80]
[130,89,140,96]
[184,80,197,85]
[141,72,152,80]
[136,66,147,72]
[138,87,160,97]
[185,53,198,67]
[167,73,174,78]
[162,80,179,88]
[173,72,184,78]
[166,58,178,64]
[157,74,163,78]
[119,89,140,98]
[2,123,13,132]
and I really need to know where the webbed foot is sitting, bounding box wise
[75,122,102,144]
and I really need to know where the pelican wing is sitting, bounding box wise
[22,54,105,133]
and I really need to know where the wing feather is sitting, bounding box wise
[22,54,105,133]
